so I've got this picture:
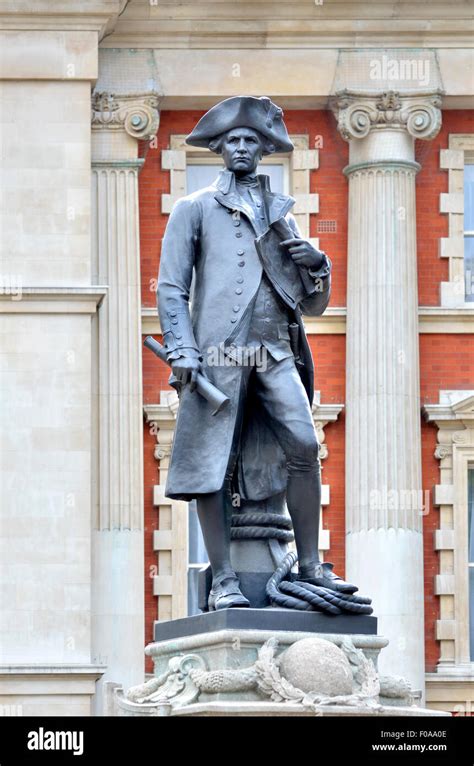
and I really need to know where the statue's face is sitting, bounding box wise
[220,127,264,175]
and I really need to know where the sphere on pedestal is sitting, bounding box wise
[279,637,353,696]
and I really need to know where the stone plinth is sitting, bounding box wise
[153,607,378,643]
[115,612,449,717]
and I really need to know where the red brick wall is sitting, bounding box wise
[420,333,474,672]
[416,110,474,306]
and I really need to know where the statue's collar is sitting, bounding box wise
[213,169,295,225]
[213,168,272,195]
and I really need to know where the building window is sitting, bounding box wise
[187,500,208,616]
[464,162,474,303]
[469,467,474,659]
[439,135,474,308]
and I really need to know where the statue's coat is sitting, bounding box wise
[157,170,331,501]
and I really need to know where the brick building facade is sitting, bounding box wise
[1,0,473,716]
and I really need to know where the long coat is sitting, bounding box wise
[157,169,331,501]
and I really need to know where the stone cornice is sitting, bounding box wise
[332,89,444,142]
[91,91,160,141]
[142,306,474,335]
[0,1,128,40]
[103,1,474,49]
[0,664,107,677]
[0,287,107,313]
[423,393,474,426]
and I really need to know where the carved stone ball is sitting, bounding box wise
[279,638,353,696]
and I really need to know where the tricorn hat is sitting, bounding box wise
[185,96,294,155]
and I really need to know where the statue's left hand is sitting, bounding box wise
[280,237,325,270]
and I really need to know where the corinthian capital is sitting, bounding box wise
[333,89,443,142]
[91,91,160,141]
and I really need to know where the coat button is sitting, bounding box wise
[169,310,177,317]
[235,232,243,238]
[238,261,245,267]
[231,318,238,323]
[235,288,242,295]
[177,340,184,346]
[237,249,245,255]
[236,276,244,283]
[171,319,178,325]
[256,202,262,208]
[233,305,240,312]
[233,220,240,227]
[175,333,182,339]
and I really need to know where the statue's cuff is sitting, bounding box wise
[161,307,200,359]
[167,347,203,362]
[308,252,332,280]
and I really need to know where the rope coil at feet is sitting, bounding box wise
[266,552,373,615]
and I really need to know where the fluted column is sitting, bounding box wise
[334,90,442,696]
[91,91,160,714]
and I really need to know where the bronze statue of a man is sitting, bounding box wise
[157,96,357,611]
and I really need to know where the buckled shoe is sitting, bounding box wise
[297,562,358,594]
[208,571,250,611]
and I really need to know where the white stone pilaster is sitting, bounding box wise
[423,392,474,671]
[144,394,189,623]
[91,89,160,714]
[333,89,443,697]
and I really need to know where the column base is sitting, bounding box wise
[346,527,425,697]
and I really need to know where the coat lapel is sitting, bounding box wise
[213,169,296,233]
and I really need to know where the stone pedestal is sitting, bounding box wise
[115,610,448,717]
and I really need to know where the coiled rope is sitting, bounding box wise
[230,512,294,542]
[266,551,373,615]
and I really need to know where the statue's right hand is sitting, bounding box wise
[171,356,202,392]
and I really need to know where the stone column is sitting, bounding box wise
[91,90,159,714]
[0,1,125,717]
[333,90,442,695]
